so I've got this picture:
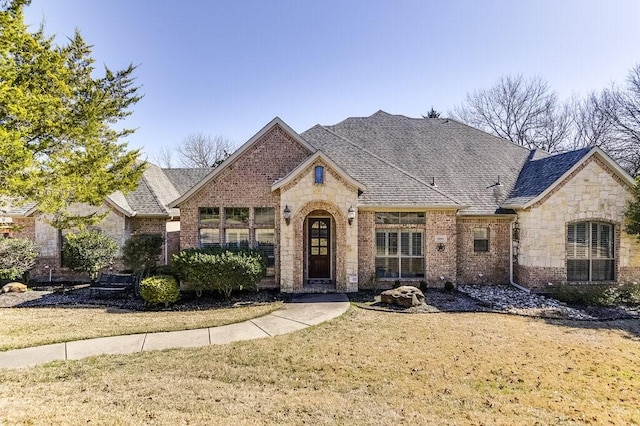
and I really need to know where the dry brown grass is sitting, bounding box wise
[0,302,282,351]
[1,308,639,425]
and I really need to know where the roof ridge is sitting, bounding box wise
[318,126,462,206]
[529,146,590,163]
[443,118,538,155]
[139,173,169,215]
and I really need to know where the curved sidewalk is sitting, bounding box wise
[0,293,350,369]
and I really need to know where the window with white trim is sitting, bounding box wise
[567,221,614,281]
[375,230,424,278]
[473,228,489,252]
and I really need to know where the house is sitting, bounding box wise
[6,110,640,291]
[169,111,640,292]
[4,165,209,280]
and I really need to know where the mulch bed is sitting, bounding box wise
[2,285,638,320]
[0,284,290,311]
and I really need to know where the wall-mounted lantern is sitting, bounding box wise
[283,205,291,226]
[347,205,356,225]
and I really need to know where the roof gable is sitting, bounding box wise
[502,147,636,208]
[170,117,315,208]
[272,151,366,192]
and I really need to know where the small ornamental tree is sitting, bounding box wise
[0,237,39,281]
[122,233,164,278]
[63,230,118,281]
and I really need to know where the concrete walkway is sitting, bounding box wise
[0,293,350,369]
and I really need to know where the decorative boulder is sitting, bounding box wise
[381,286,425,308]
[1,282,28,293]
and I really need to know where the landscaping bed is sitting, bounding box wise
[0,284,289,311]
[350,285,640,320]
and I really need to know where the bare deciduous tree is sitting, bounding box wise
[572,64,640,176]
[570,92,616,150]
[177,133,231,168]
[452,75,572,153]
[154,133,232,168]
[153,146,175,168]
[605,64,640,176]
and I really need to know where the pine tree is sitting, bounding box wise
[0,0,144,228]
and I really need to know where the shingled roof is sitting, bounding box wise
[302,111,539,214]
[102,165,210,218]
[502,148,591,207]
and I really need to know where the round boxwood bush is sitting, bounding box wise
[139,275,179,307]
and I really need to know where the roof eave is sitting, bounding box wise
[356,204,466,211]
[104,196,136,217]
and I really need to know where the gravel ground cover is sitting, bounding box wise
[351,284,640,320]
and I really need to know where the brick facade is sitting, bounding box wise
[456,217,511,285]
[177,124,312,289]
[358,209,459,289]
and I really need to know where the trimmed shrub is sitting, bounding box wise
[139,275,179,307]
[0,237,40,281]
[122,233,164,278]
[548,283,640,306]
[63,230,118,281]
[173,248,266,298]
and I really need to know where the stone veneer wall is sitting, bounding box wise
[516,155,640,289]
[279,159,359,292]
[456,217,511,285]
[358,209,458,289]
[22,203,130,279]
[357,211,376,288]
[178,124,312,289]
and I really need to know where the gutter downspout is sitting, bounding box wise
[164,216,174,266]
[510,216,531,293]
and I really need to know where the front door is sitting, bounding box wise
[308,218,331,279]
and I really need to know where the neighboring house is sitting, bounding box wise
[5,111,640,292]
[169,111,640,292]
[4,165,208,279]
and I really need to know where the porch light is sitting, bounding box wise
[347,205,356,225]
[283,205,291,225]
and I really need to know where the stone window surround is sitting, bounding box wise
[314,165,324,185]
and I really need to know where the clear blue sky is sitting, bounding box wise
[23,0,640,161]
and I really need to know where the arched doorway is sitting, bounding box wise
[305,211,336,290]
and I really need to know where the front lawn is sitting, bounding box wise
[0,302,282,351]
[1,308,638,424]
